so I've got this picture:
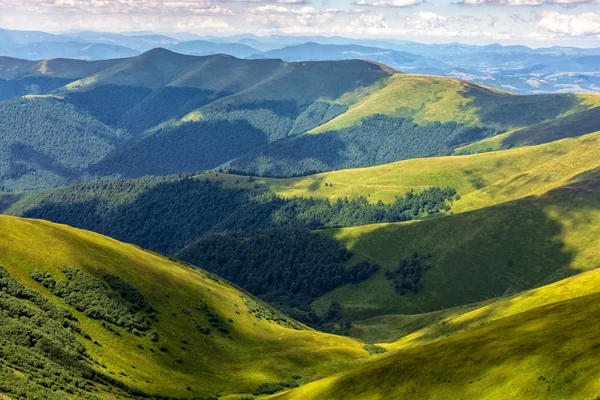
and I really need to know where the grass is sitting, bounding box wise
[210,130,600,212]
[456,105,600,154]
[0,214,371,398]
[270,288,600,400]
[310,74,600,133]
[192,132,600,330]
[270,247,600,399]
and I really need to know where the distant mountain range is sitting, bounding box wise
[1,28,599,94]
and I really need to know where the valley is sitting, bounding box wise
[1,35,600,400]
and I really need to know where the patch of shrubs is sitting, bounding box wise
[363,344,388,355]
[252,381,299,396]
[385,252,434,295]
[197,300,230,335]
[31,267,156,333]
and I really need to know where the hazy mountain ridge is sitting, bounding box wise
[1,28,599,93]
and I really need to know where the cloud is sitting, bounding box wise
[537,11,600,36]
[350,13,387,28]
[0,0,236,15]
[0,0,312,16]
[457,0,599,6]
[488,14,500,26]
[352,0,423,8]
[457,0,544,6]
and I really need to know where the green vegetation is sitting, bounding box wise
[177,229,379,321]
[271,255,600,400]
[0,214,371,398]
[2,178,455,254]
[385,252,433,295]
[2,51,599,190]
[456,105,600,154]
[0,97,119,192]
[311,74,600,133]
[253,381,298,396]
[225,115,494,177]
[31,267,157,334]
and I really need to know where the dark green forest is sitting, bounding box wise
[7,176,457,254]
[177,229,380,313]
[224,114,496,177]
[0,97,119,191]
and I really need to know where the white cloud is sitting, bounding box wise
[457,0,599,6]
[537,11,600,36]
[350,13,387,28]
[0,0,236,15]
[245,5,366,28]
[353,0,422,8]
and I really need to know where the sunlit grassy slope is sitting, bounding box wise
[271,255,600,399]
[0,214,370,398]
[206,132,600,324]
[310,74,600,133]
[456,105,600,154]
[271,288,600,399]
[235,129,600,211]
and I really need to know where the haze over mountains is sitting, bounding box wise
[2,28,599,94]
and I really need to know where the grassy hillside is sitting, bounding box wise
[210,131,600,323]
[0,214,371,399]
[310,74,600,133]
[456,105,600,154]
[270,251,600,399]
[271,290,600,399]
[252,129,600,210]
[4,51,600,187]
[6,131,600,329]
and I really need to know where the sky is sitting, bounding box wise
[0,0,599,47]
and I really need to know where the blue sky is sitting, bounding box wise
[0,0,598,47]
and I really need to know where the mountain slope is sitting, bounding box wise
[254,42,447,71]
[456,105,600,154]
[7,41,140,61]
[271,244,600,399]
[310,74,600,133]
[0,214,370,399]
[272,285,600,399]
[223,131,600,322]
[2,51,600,189]
[167,40,260,58]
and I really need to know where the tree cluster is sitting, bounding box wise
[385,252,434,295]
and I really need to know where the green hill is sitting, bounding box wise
[309,74,600,133]
[456,105,600,154]
[0,214,370,399]
[3,51,600,189]
[4,131,600,332]
[270,252,600,400]
[236,131,600,323]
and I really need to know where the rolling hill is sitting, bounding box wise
[272,266,600,399]
[456,105,600,154]
[252,42,449,72]
[0,213,372,399]
[242,131,600,322]
[2,50,600,189]
[3,130,600,335]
